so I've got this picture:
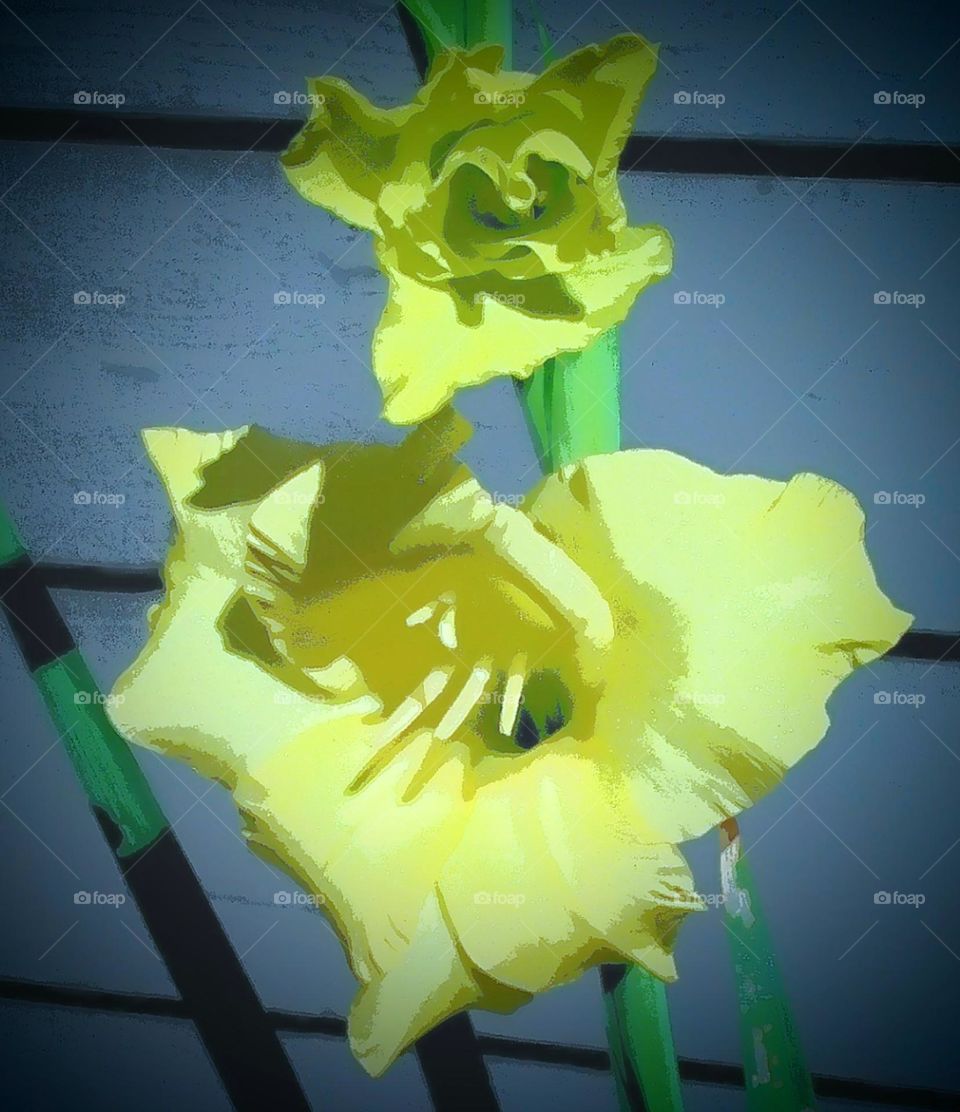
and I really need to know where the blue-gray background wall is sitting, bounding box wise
[1,1,958,1108]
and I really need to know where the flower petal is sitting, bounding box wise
[375,268,598,424]
[111,426,376,784]
[528,34,660,179]
[281,77,413,231]
[563,223,674,326]
[438,750,700,993]
[524,451,912,842]
[347,889,525,1077]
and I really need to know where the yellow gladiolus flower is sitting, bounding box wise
[109,412,909,1075]
[281,36,673,424]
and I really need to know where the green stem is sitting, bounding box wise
[0,505,168,856]
[721,821,818,1111]
[466,0,513,62]
[602,965,685,1111]
[401,0,512,60]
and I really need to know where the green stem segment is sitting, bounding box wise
[35,650,168,855]
[602,965,685,1111]
[517,330,622,472]
[0,506,168,856]
[721,821,818,1111]
[401,0,512,63]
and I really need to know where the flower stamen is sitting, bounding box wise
[499,652,527,737]
[405,601,438,627]
[435,658,493,740]
[438,604,458,649]
[348,666,454,793]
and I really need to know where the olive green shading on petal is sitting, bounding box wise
[281,79,414,231]
[529,34,661,181]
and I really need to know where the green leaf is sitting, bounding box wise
[721,822,818,1111]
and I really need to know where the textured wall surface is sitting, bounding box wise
[1,1,958,1109]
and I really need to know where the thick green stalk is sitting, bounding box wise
[602,965,685,1111]
[721,821,818,1111]
[0,507,168,856]
[400,0,464,58]
[401,0,512,61]
[466,0,513,62]
[35,650,168,855]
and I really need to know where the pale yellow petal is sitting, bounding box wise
[109,566,376,788]
[439,748,700,992]
[374,269,594,424]
[524,451,913,841]
[347,889,527,1077]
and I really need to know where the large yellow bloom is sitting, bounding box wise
[109,413,909,1075]
[281,36,673,424]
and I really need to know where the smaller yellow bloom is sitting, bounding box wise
[109,415,909,1075]
[282,36,673,424]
